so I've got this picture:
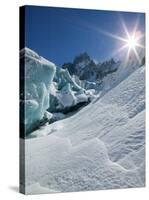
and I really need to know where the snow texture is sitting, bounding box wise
[22,59,145,194]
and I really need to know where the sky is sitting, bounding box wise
[24,6,145,66]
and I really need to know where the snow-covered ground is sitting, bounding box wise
[22,64,145,194]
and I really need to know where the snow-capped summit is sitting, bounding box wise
[62,52,96,81]
[62,52,120,83]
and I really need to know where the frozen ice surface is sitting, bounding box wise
[20,48,56,133]
[49,68,90,113]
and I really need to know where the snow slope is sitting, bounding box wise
[22,65,145,194]
[100,50,144,96]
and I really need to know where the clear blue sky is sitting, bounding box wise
[24,6,145,66]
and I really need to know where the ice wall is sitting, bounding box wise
[20,48,56,134]
[49,68,90,113]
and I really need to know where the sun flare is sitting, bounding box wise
[126,35,138,50]
[120,29,145,64]
[99,17,145,64]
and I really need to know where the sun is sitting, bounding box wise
[119,29,145,63]
[126,35,138,50]
[112,18,145,64]
[98,17,145,64]
[88,15,145,64]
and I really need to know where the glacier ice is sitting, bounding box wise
[20,48,92,135]
[48,67,90,113]
[20,48,56,134]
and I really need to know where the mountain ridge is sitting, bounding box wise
[62,52,120,82]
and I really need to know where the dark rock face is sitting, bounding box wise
[62,53,120,82]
